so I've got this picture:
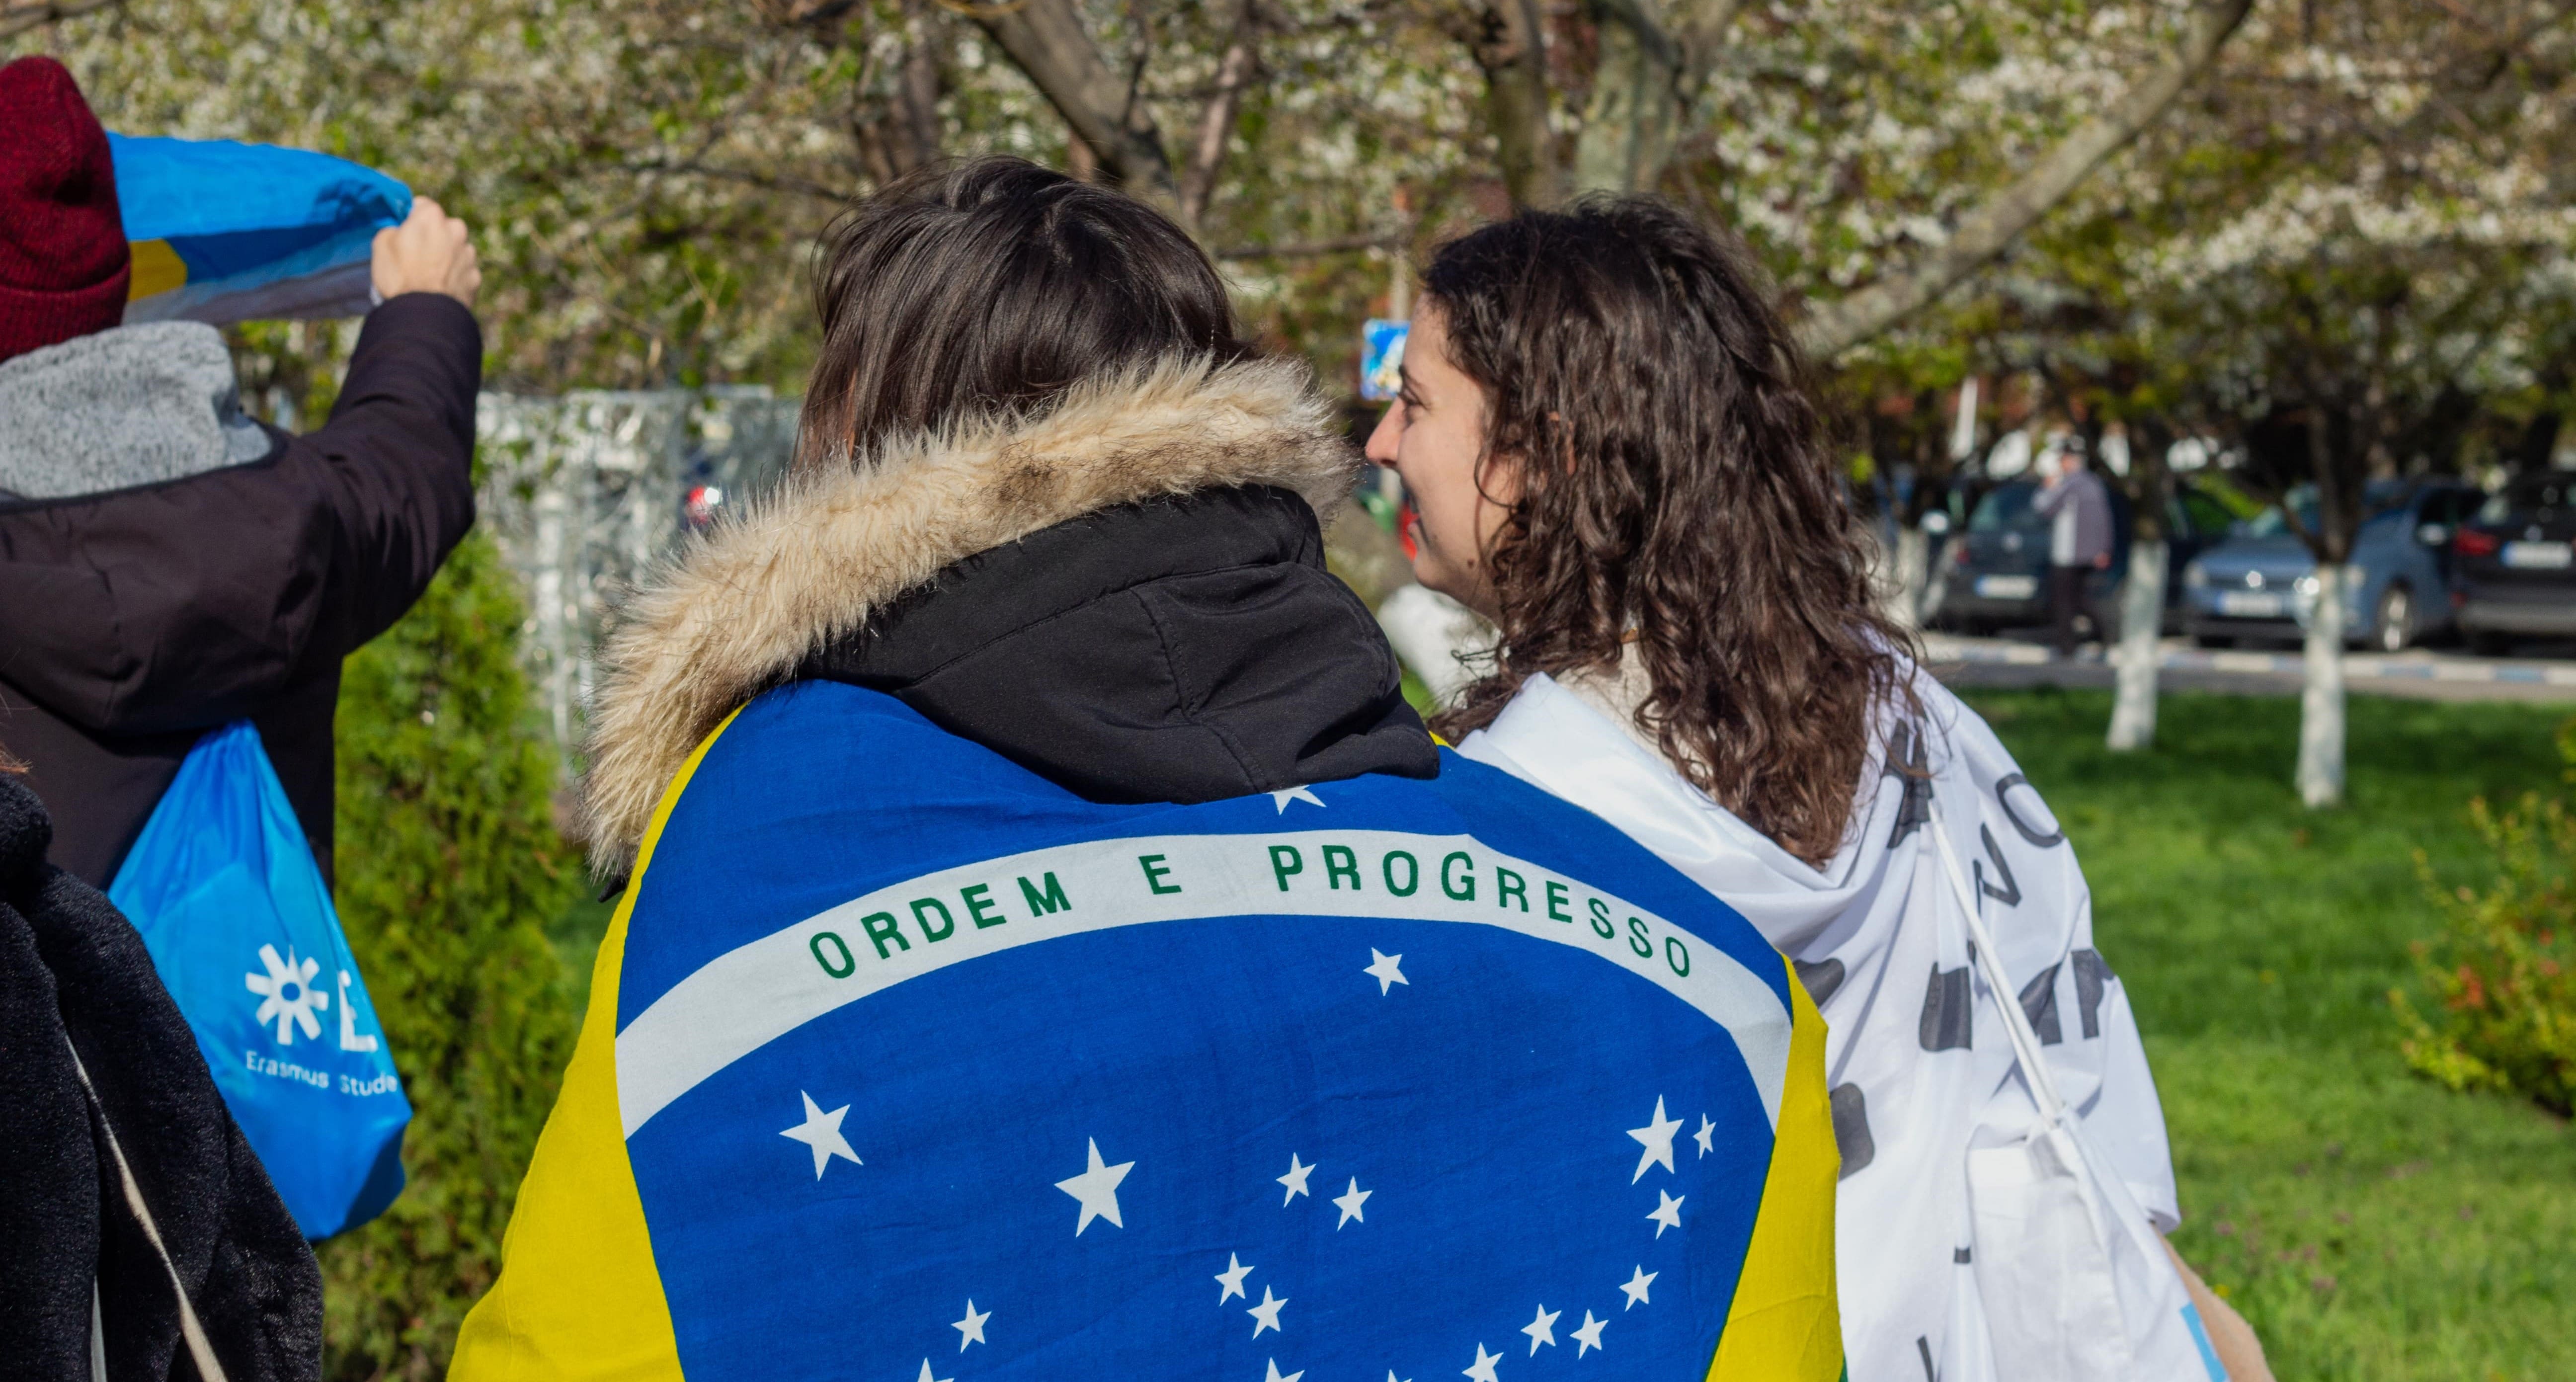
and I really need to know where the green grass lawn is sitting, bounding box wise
[1962,687,2576,1382]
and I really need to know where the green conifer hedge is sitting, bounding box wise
[321,532,582,1379]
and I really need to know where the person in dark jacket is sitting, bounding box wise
[0,55,483,887]
[2033,444,2115,659]
[0,764,321,1382]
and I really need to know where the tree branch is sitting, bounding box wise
[1212,231,1397,259]
[624,159,855,203]
[1179,0,1260,230]
[968,0,1178,204]
[1796,0,2254,360]
[0,0,120,39]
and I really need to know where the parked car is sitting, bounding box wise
[2179,479,2483,650]
[1932,478,2233,638]
[2454,472,2576,653]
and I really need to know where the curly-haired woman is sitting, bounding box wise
[1368,198,2269,1382]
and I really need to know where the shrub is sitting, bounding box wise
[321,533,582,1379]
[2395,724,2576,1117]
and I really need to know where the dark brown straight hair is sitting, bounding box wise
[798,156,1253,469]
[1424,197,1915,866]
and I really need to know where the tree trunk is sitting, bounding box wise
[1572,0,1742,195]
[2108,421,2173,751]
[1177,0,1260,230]
[1573,0,1683,194]
[1472,0,1565,208]
[1378,585,1496,709]
[1888,522,1930,631]
[2107,539,2165,750]
[2297,563,2347,808]
[856,0,945,182]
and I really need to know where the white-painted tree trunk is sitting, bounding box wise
[1889,523,1931,630]
[1377,583,1496,710]
[2106,539,2166,751]
[2297,564,2348,808]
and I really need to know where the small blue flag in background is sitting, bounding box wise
[109,134,412,327]
[108,722,411,1240]
[1360,318,1408,402]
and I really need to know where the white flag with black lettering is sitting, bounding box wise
[1462,663,2210,1382]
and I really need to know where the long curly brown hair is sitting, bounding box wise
[1424,197,1915,866]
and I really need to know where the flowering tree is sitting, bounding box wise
[2116,0,2576,804]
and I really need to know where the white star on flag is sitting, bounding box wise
[1462,1342,1503,1382]
[1694,1114,1716,1157]
[1247,1285,1288,1338]
[1647,1189,1684,1237]
[1215,1253,1255,1303]
[1055,1138,1133,1235]
[1521,1303,1560,1354]
[914,1362,950,1382]
[1620,1265,1656,1309]
[1627,1096,1683,1182]
[778,1091,861,1180]
[1572,1311,1607,1356]
[1386,1374,1413,1382]
[1278,1153,1315,1204]
[1332,1177,1372,1228]
[952,1300,988,1350]
[1365,949,1409,995]
[1270,786,1326,813]
[1265,1359,1305,1382]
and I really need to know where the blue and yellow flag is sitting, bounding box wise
[109,134,410,326]
[455,684,1841,1382]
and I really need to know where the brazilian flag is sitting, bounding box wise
[454,684,1847,1382]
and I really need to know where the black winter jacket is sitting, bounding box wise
[0,294,481,887]
[803,484,1432,804]
[0,774,321,1382]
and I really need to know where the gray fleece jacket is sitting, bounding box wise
[0,322,272,501]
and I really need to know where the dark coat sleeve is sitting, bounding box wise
[0,293,480,737]
[0,778,320,1382]
[288,292,483,650]
[0,887,100,1382]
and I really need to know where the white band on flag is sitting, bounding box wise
[614,829,1792,1137]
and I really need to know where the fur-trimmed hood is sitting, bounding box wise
[579,358,1368,873]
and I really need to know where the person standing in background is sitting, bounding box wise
[0,55,484,887]
[2035,441,2115,659]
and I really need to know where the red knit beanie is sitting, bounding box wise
[0,57,129,364]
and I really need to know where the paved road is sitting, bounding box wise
[1924,634,2576,703]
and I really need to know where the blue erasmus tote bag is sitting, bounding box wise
[108,721,410,1239]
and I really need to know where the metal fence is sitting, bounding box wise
[475,387,802,754]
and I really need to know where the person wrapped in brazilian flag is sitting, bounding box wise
[452,158,1844,1382]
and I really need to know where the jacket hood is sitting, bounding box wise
[0,321,273,501]
[580,357,1362,872]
